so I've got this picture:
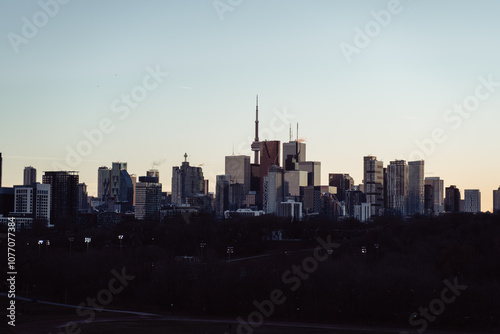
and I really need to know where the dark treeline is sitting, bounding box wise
[3,213,500,330]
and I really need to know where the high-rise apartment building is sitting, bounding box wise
[23,166,37,186]
[13,183,51,226]
[445,185,461,213]
[425,177,444,214]
[494,187,500,214]
[263,165,284,214]
[171,153,205,205]
[408,160,424,215]
[424,184,434,215]
[493,187,500,213]
[386,160,409,216]
[98,166,111,201]
[78,183,88,212]
[215,175,231,217]
[363,156,384,216]
[135,176,162,220]
[42,171,79,224]
[464,189,481,213]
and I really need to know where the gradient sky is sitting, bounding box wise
[1,0,499,211]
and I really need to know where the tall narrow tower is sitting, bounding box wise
[251,95,260,164]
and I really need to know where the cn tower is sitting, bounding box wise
[251,95,260,164]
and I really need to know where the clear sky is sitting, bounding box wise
[1,0,499,211]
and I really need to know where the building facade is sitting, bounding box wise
[42,171,79,224]
[425,177,444,214]
[494,187,500,214]
[464,189,481,213]
[135,176,162,220]
[408,160,425,215]
[329,173,354,202]
[363,156,384,216]
[23,166,37,186]
[386,160,409,216]
[444,185,461,213]
[282,141,306,171]
[171,154,205,205]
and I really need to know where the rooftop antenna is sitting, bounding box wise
[289,124,292,142]
[296,123,298,142]
[232,141,235,155]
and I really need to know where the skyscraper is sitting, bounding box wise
[260,141,280,203]
[363,156,384,216]
[78,183,88,212]
[445,185,461,213]
[12,183,51,227]
[263,165,284,214]
[424,184,434,215]
[282,140,306,171]
[98,166,111,201]
[135,175,162,220]
[42,171,79,225]
[284,170,308,198]
[225,155,251,194]
[298,161,321,186]
[171,153,205,205]
[23,166,37,186]
[408,160,424,215]
[111,162,127,199]
[464,189,481,213]
[386,160,409,216]
[493,187,500,214]
[329,173,354,202]
[425,177,444,214]
[215,175,231,217]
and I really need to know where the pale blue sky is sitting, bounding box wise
[1,0,499,211]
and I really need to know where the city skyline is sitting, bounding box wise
[1,1,500,211]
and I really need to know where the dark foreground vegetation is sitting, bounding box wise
[2,213,500,331]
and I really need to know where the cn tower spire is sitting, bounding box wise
[251,95,260,164]
[255,95,259,142]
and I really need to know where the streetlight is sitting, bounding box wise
[327,249,333,261]
[68,237,74,254]
[200,241,206,256]
[118,235,123,254]
[361,246,367,261]
[374,243,379,262]
[227,246,234,262]
[85,237,91,254]
[38,240,43,256]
